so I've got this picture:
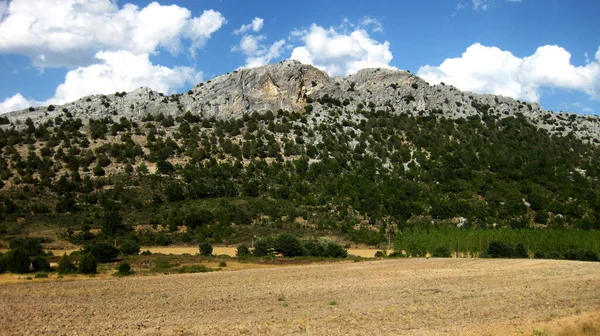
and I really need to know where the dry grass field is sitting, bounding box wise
[1,258,599,336]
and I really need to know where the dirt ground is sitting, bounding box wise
[0,246,383,258]
[0,258,599,336]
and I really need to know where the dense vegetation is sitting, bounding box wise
[1,93,600,259]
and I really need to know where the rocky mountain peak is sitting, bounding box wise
[1,61,600,142]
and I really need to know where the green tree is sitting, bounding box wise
[199,241,213,256]
[57,253,76,274]
[102,210,127,236]
[83,242,120,263]
[274,233,303,257]
[236,244,250,257]
[119,239,140,255]
[78,253,97,274]
[32,255,51,272]
[6,247,31,273]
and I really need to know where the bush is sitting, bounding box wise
[274,233,303,257]
[9,238,44,257]
[199,241,213,256]
[82,242,119,263]
[236,244,250,257]
[433,246,451,258]
[6,247,31,273]
[34,272,48,278]
[78,254,97,274]
[253,238,274,257]
[374,251,386,258]
[140,250,152,256]
[116,261,132,275]
[325,241,348,258]
[119,239,140,255]
[485,241,515,258]
[57,254,77,274]
[219,261,227,267]
[32,255,51,272]
[0,253,6,273]
[515,243,529,258]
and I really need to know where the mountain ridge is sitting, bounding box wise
[2,60,600,143]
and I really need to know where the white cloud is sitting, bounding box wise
[0,93,35,114]
[234,17,263,35]
[470,0,521,11]
[0,0,226,67]
[0,0,7,20]
[233,18,285,69]
[289,24,395,77]
[359,17,383,33]
[417,43,600,102]
[472,0,494,10]
[49,50,200,105]
[244,40,286,68]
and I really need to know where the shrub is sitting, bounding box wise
[9,237,44,257]
[78,254,97,274]
[485,241,515,258]
[433,246,451,258]
[116,261,132,275]
[82,242,119,263]
[302,240,326,257]
[374,251,386,258]
[6,247,31,273]
[514,243,529,258]
[253,238,274,257]
[0,253,6,273]
[274,233,303,257]
[119,239,140,255]
[219,261,227,267]
[34,272,48,278]
[140,250,152,256]
[387,251,405,258]
[199,241,213,256]
[236,244,250,257]
[32,255,51,272]
[57,254,76,274]
[325,242,348,258]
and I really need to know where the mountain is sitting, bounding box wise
[3,60,600,142]
[1,60,600,250]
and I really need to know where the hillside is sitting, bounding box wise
[1,60,600,251]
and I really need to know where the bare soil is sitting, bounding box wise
[1,258,599,335]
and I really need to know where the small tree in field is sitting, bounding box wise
[58,253,76,274]
[199,241,213,256]
[6,247,30,273]
[32,255,51,272]
[78,254,97,274]
[274,233,303,257]
[236,244,250,257]
[119,239,140,255]
[116,261,132,275]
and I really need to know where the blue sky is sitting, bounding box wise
[0,0,599,115]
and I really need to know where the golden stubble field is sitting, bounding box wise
[1,258,599,336]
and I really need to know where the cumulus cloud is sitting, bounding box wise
[234,17,264,35]
[49,50,201,105]
[0,93,35,114]
[0,0,226,67]
[233,18,285,69]
[244,40,286,68]
[289,24,395,77]
[417,43,600,102]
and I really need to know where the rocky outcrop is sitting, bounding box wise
[2,60,600,142]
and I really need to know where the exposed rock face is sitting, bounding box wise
[2,59,600,142]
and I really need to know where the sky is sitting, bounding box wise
[0,0,599,115]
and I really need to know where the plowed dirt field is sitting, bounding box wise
[1,258,599,335]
